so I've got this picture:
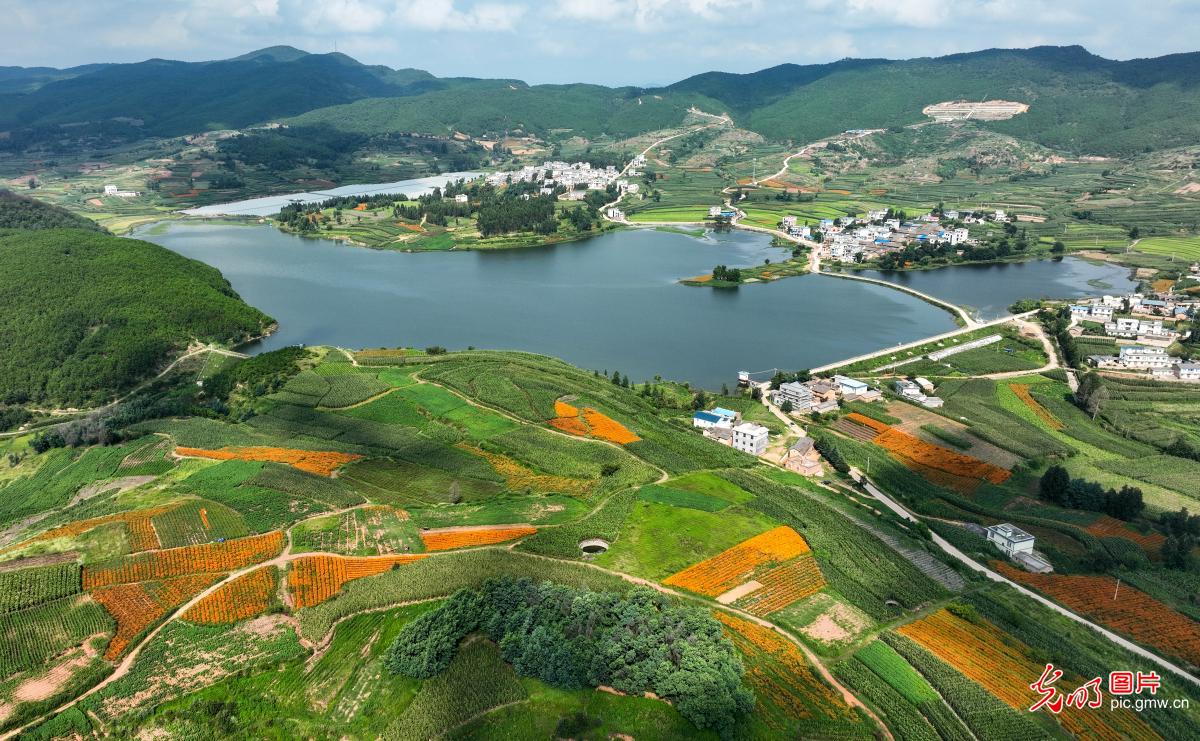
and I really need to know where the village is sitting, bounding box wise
[775,208,1010,263]
[484,157,642,201]
[1069,283,1200,380]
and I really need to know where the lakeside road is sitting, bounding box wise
[851,467,1200,689]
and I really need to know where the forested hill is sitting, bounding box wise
[0,47,448,137]
[3,45,1200,155]
[287,81,722,139]
[665,46,1200,156]
[0,189,105,231]
[0,228,271,406]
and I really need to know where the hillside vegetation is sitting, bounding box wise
[0,189,105,231]
[0,228,270,405]
[288,80,720,139]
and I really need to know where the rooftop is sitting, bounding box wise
[986,523,1034,542]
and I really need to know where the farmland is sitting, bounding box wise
[2,345,1200,739]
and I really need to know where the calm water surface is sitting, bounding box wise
[856,258,1138,320]
[139,223,961,387]
[180,172,480,217]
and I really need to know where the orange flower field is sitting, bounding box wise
[182,566,278,625]
[455,442,593,496]
[547,399,640,444]
[735,553,826,616]
[174,446,363,477]
[715,612,856,728]
[288,554,426,608]
[846,413,1010,487]
[92,573,218,659]
[845,413,890,434]
[0,504,178,556]
[1084,515,1165,557]
[1009,384,1064,430]
[664,526,813,598]
[993,562,1200,666]
[83,531,284,589]
[581,408,641,444]
[419,525,538,552]
[898,608,1152,739]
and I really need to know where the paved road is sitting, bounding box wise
[851,467,1200,689]
[809,312,1035,375]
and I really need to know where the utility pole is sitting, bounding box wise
[1114,578,1121,601]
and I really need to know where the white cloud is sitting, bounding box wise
[393,0,525,31]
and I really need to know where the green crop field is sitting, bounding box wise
[1134,236,1200,261]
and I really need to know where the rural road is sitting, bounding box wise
[851,467,1200,689]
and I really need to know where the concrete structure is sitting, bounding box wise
[986,523,1053,573]
[833,375,869,398]
[783,437,822,476]
[731,423,769,455]
[692,411,726,429]
[773,382,813,411]
[986,523,1035,557]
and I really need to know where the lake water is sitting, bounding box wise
[138,223,1133,388]
[138,223,962,388]
[180,172,481,217]
[856,258,1138,320]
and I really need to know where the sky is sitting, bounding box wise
[4,0,1199,85]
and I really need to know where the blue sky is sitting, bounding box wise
[6,0,1199,85]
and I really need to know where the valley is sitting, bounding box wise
[2,37,1200,741]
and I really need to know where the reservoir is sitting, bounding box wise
[855,258,1138,320]
[137,223,1126,388]
[179,172,481,217]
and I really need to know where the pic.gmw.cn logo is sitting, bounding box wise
[1028,663,1185,713]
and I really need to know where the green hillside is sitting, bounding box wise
[288,80,721,138]
[671,46,1200,156]
[0,49,450,139]
[0,228,271,405]
[0,189,105,231]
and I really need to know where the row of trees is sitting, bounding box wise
[1038,465,1144,520]
[385,578,754,734]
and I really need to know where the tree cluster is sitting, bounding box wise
[813,433,849,473]
[710,265,742,283]
[385,578,754,734]
[1160,509,1200,570]
[1038,465,1144,520]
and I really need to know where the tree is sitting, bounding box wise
[1039,465,1071,505]
[781,400,793,413]
[1084,384,1109,420]
[1051,240,1066,254]
[1129,226,1140,240]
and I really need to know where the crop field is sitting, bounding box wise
[291,506,423,555]
[288,554,427,608]
[175,446,363,477]
[419,525,537,551]
[181,566,277,625]
[1134,236,1200,260]
[92,573,219,659]
[994,562,1200,667]
[82,531,284,589]
[150,499,248,548]
[715,612,865,736]
[898,608,1153,739]
[5,342,1200,737]
[594,499,778,580]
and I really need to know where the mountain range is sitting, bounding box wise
[2,44,1199,155]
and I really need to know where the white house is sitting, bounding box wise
[948,228,970,245]
[833,375,869,399]
[711,407,740,424]
[1177,363,1200,381]
[1118,345,1172,369]
[1069,305,1092,318]
[454,193,469,203]
[780,215,798,228]
[986,523,1052,573]
[986,523,1035,557]
[104,184,119,195]
[943,210,960,220]
[1090,305,1115,320]
[732,423,769,456]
